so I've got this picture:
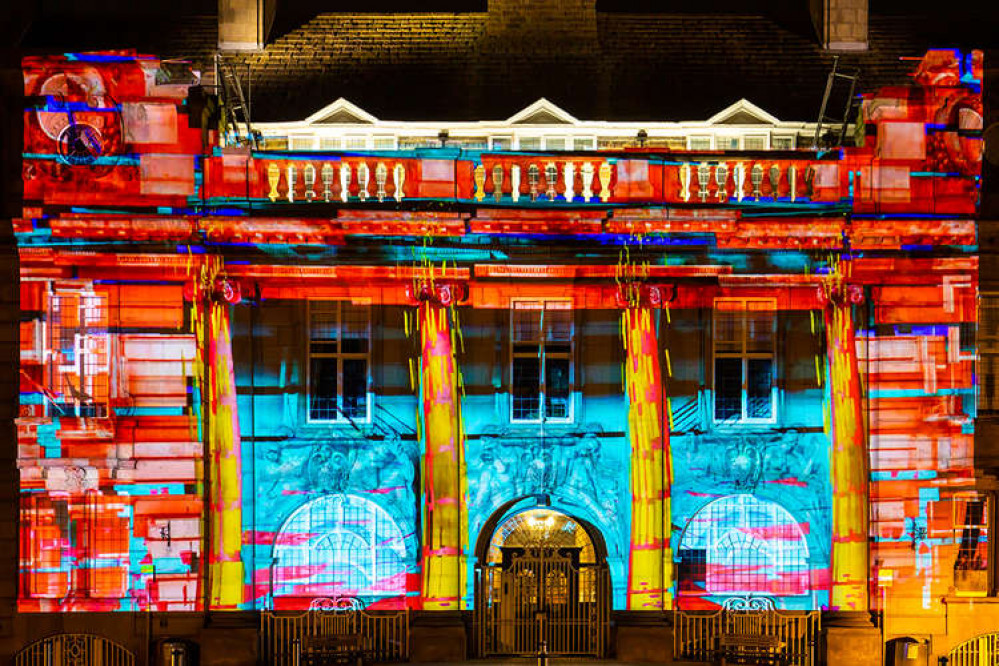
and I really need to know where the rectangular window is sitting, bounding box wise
[544,137,566,151]
[743,136,767,151]
[518,137,541,150]
[689,136,712,151]
[490,136,512,151]
[954,493,990,596]
[48,290,110,418]
[572,137,596,151]
[289,136,314,151]
[713,299,776,423]
[372,136,397,150]
[511,300,573,423]
[772,136,795,150]
[980,294,999,413]
[319,137,341,150]
[308,301,370,422]
[344,136,368,150]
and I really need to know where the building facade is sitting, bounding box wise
[7,45,994,666]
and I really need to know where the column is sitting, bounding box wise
[823,279,869,613]
[198,271,244,609]
[622,288,673,611]
[416,285,465,610]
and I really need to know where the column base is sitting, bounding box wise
[823,611,881,666]
[614,611,673,663]
[410,611,468,662]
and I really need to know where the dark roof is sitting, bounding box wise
[18,5,993,125]
[222,13,944,123]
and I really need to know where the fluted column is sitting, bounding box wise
[822,272,869,612]
[621,285,673,610]
[414,283,466,610]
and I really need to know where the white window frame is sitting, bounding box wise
[509,299,575,425]
[289,136,316,151]
[772,135,796,151]
[371,135,398,150]
[515,136,542,151]
[742,135,769,151]
[343,135,369,150]
[571,136,597,151]
[688,135,713,151]
[712,298,777,425]
[306,300,372,424]
[489,135,513,151]
[46,288,111,419]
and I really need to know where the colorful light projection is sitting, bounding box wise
[14,49,984,616]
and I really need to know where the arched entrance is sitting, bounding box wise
[473,505,610,657]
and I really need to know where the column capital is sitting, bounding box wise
[406,280,467,307]
[616,282,675,309]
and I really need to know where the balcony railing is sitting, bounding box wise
[206,149,847,208]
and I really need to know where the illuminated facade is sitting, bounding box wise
[10,45,993,665]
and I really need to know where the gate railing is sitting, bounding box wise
[261,599,409,666]
[949,632,999,666]
[15,633,135,666]
[674,608,821,666]
[474,555,610,658]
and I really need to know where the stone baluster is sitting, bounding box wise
[599,162,612,202]
[769,164,781,198]
[581,162,594,200]
[473,164,486,202]
[563,161,575,201]
[751,163,763,199]
[510,164,521,203]
[715,163,728,202]
[679,163,691,202]
[339,163,351,202]
[492,164,504,202]
[303,163,316,201]
[528,164,540,201]
[285,163,297,203]
[697,163,711,202]
[393,163,406,201]
[375,162,388,202]
[267,162,280,202]
[733,162,745,202]
[545,162,558,200]
[789,165,798,202]
[357,162,370,201]
[321,163,334,202]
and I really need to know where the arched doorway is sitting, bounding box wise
[474,506,610,657]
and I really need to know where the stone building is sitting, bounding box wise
[0,1,997,666]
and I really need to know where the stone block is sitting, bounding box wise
[616,623,673,662]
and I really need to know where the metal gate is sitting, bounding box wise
[15,634,135,666]
[674,606,821,666]
[949,632,999,666]
[474,546,610,657]
[261,598,409,666]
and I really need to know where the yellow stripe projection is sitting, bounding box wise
[622,307,673,610]
[417,301,466,609]
[824,264,869,612]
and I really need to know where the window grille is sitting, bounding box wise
[272,494,407,602]
[48,290,110,418]
[372,136,396,150]
[953,493,990,596]
[678,494,809,597]
[544,137,566,151]
[573,137,595,151]
[344,136,367,150]
[511,300,573,423]
[743,136,767,151]
[289,137,314,151]
[308,301,370,422]
[772,136,795,150]
[713,299,776,423]
[518,137,541,150]
[490,136,512,151]
[319,137,341,150]
[689,136,712,151]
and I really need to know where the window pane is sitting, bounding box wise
[746,309,775,353]
[513,305,542,342]
[341,303,369,353]
[714,310,742,352]
[544,308,572,342]
[513,357,541,420]
[491,137,512,151]
[545,357,570,419]
[747,358,773,419]
[342,359,367,418]
[744,136,766,151]
[689,137,711,151]
[573,137,595,151]
[310,301,339,340]
[310,357,338,420]
[545,137,565,151]
[518,137,541,150]
[714,357,742,421]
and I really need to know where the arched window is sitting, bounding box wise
[272,494,407,606]
[678,494,809,597]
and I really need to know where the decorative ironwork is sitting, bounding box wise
[15,633,135,666]
[261,604,409,666]
[674,609,820,666]
[475,546,610,657]
[722,595,777,611]
[949,632,999,666]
